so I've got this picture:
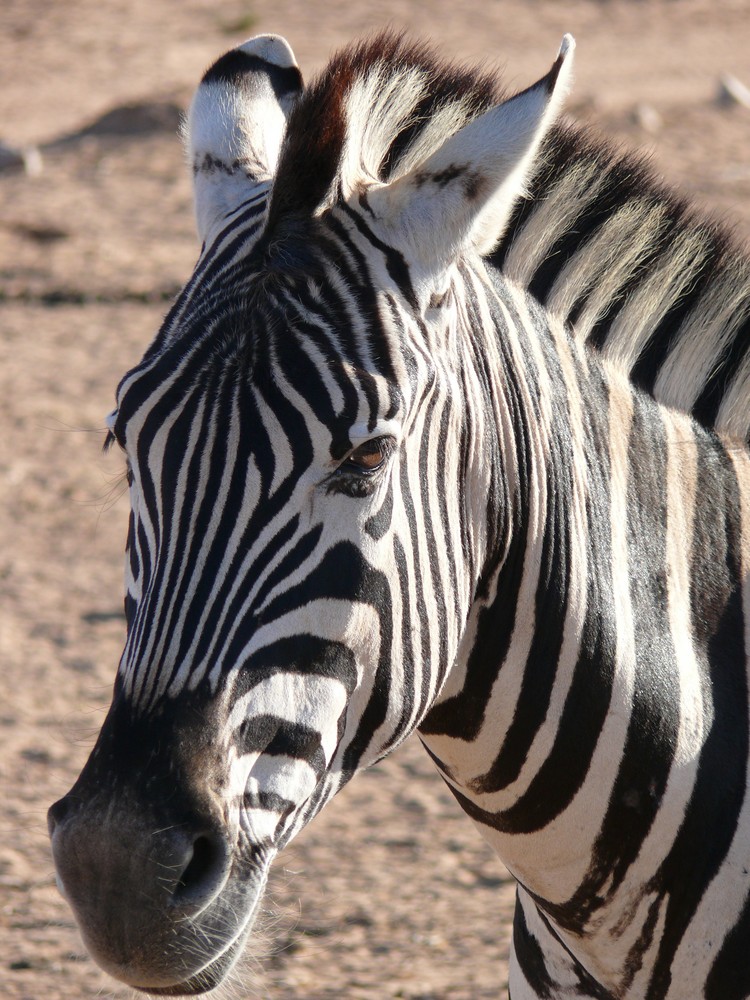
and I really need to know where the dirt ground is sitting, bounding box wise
[1,1,749,998]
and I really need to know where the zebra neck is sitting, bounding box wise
[420,277,749,934]
[420,279,617,832]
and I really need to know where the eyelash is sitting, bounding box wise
[104,431,392,494]
[337,437,392,476]
[327,437,395,497]
[103,429,133,487]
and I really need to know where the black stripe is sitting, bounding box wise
[202,50,302,101]
[647,436,747,998]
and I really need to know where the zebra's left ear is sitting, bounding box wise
[185,35,303,247]
[369,35,574,270]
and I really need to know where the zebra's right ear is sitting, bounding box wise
[368,36,574,276]
[185,35,303,246]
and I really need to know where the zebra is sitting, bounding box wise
[47,28,750,999]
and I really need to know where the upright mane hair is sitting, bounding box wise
[268,31,750,444]
[269,32,503,221]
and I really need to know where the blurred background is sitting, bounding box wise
[1,1,748,997]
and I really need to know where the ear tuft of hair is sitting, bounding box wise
[267,30,505,227]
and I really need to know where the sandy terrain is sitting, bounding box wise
[1,1,749,998]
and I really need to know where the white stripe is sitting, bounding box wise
[666,441,750,996]
[229,672,349,766]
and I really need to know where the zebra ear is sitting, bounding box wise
[185,35,303,246]
[369,35,574,271]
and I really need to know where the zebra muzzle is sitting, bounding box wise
[47,783,266,993]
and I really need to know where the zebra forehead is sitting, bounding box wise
[112,296,402,451]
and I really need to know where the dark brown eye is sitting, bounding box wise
[341,438,389,475]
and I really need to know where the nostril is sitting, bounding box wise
[180,835,218,887]
[171,832,229,909]
[47,795,72,836]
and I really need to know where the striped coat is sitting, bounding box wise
[49,31,750,999]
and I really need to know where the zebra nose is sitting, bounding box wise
[48,793,231,916]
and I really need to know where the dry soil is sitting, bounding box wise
[1,2,749,998]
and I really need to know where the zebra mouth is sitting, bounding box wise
[137,927,248,996]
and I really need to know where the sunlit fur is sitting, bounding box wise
[49,31,750,1000]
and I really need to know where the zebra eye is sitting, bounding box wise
[341,438,389,475]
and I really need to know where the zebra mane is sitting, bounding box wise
[495,125,750,444]
[268,31,504,223]
[268,32,750,444]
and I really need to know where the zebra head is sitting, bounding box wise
[49,32,573,995]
